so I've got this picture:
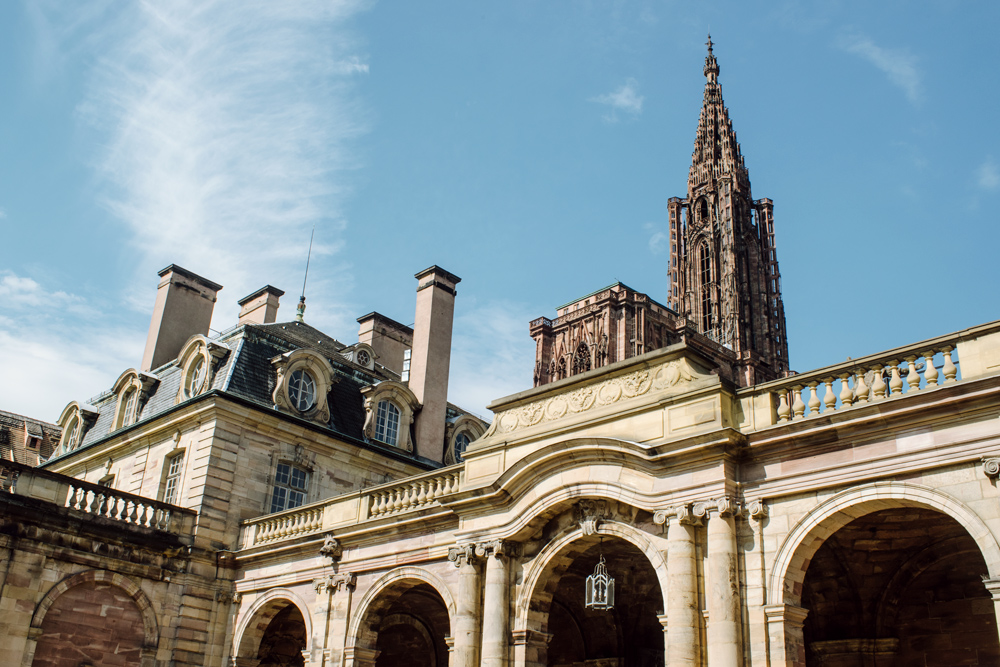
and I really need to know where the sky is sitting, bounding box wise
[1,1,998,423]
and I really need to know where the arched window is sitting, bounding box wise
[374,400,401,446]
[63,415,80,453]
[573,342,591,375]
[700,242,713,332]
[120,388,138,429]
[698,197,709,222]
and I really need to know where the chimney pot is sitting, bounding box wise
[238,285,285,325]
[141,265,223,372]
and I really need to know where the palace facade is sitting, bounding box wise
[3,40,1000,667]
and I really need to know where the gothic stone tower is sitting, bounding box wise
[666,37,789,384]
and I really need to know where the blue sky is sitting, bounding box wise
[1,1,998,422]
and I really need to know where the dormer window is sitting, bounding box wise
[120,388,138,427]
[288,369,316,411]
[361,381,420,453]
[271,349,337,424]
[112,369,157,432]
[454,432,470,462]
[177,336,228,402]
[56,402,100,454]
[444,414,488,465]
[374,400,401,446]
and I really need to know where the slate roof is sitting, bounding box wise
[0,409,60,466]
[59,318,448,462]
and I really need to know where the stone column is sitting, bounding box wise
[764,604,809,667]
[705,498,742,667]
[661,506,701,667]
[448,544,483,667]
[313,573,356,667]
[479,539,516,667]
[512,629,552,667]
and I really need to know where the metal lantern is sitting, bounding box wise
[585,554,615,610]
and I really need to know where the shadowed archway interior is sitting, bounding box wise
[802,507,1000,667]
[374,583,450,667]
[532,536,665,667]
[257,603,307,666]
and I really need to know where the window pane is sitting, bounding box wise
[270,486,287,513]
[290,467,307,490]
[288,490,304,509]
[275,463,290,485]
[270,463,309,513]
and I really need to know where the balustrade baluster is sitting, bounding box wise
[392,488,403,513]
[870,365,886,400]
[942,346,958,383]
[776,390,791,423]
[807,383,821,417]
[854,371,870,404]
[791,385,806,420]
[923,351,939,387]
[424,480,438,504]
[906,357,921,393]
[416,481,427,506]
[888,361,904,396]
[378,491,389,515]
[823,378,837,413]
[839,374,854,408]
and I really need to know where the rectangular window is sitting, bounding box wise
[270,462,308,513]
[163,453,184,505]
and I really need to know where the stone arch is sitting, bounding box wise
[769,481,1000,607]
[27,569,158,667]
[515,518,668,634]
[234,588,313,664]
[347,567,456,649]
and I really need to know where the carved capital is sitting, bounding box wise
[653,504,702,527]
[746,499,768,521]
[448,543,478,567]
[475,539,519,559]
[320,534,343,561]
[215,590,235,605]
[315,572,357,594]
[574,499,610,536]
[983,457,1000,479]
[233,592,243,605]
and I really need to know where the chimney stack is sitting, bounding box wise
[408,266,460,462]
[141,265,223,372]
[357,312,414,376]
[238,285,285,325]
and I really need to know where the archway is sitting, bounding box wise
[801,507,1000,666]
[350,571,453,667]
[234,593,311,667]
[29,570,157,667]
[525,533,665,667]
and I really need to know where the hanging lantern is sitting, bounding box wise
[585,554,615,610]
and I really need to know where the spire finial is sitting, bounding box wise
[295,227,315,323]
[703,33,720,82]
[706,33,713,54]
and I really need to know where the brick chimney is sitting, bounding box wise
[408,266,460,462]
[141,265,223,372]
[357,312,414,376]
[238,285,285,325]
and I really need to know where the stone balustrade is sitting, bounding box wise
[0,459,195,536]
[367,468,462,519]
[743,336,967,428]
[240,464,463,550]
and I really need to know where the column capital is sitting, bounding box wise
[475,538,520,559]
[746,498,768,521]
[983,457,1000,479]
[764,603,809,628]
[694,495,742,519]
[448,543,480,567]
[511,629,553,648]
[313,572,356,594]
[653,503,702,526]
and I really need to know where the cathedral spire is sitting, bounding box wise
[666,39,789,385]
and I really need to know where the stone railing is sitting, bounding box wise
[741,329,984,428]
[366,468,462,519]
[0,459,195,536]
[241,465,464,549]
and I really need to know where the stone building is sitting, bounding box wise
[4,39,1000,667]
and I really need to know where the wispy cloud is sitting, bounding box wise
[978,157,1000,191]
[0,208,6,219]
[644,222,668,255]
[591,78,644,123]
[37,0,371,331]
[837,32,921,104]
[0,271,143,420]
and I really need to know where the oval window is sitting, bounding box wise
[288,369,316,411]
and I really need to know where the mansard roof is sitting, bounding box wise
[0,409,60,465]
[47,318,440,463]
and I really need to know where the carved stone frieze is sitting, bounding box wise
[487,358,705,436]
